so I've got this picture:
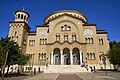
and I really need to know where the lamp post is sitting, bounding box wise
[102,56,107,76]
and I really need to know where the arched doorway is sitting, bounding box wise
[53,48,61,65]
[72,48,80,65]
[63,48,70,65]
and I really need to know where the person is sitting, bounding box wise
[90,66,93,72]
[34,68,36,75]
[38,67,40,73]
[85,64,88,71]
[118,67,120,72]
[81,62,85,67]
[93,66,96,72]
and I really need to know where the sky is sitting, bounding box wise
[0,0,120,41]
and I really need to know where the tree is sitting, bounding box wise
[0,37,30,76]
[17,54,30,73]
[107,41,120,66]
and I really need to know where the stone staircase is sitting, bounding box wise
[45,65,90,73]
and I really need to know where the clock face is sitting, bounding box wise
[84,29,93,35]
[40,30,48,36]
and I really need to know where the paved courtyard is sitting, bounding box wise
[1,71,120,80]
[23,71,120,80]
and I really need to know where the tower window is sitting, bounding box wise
[18,14,20,19]
[29,40,35,46]
[40,38,47,45]
[99,39,104,45]
[24,15,26,20]
[21,14,23,19]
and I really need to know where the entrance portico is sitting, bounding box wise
[51,47,83,65]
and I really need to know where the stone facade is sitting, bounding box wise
[8,10,112,72]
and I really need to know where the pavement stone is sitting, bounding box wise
[76,71,120,80]
[1,71,120,80]
[56,73,83,80]
[23,73,59,80]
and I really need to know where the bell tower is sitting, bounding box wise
[8,10,31,53]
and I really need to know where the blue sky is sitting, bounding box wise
[0,0,120,41]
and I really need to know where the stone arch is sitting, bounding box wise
[54,20,79,30]
[53,48,61,65]
[72,48,80,65]
[63,48,70,65]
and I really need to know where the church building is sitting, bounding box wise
[8,10,111,72]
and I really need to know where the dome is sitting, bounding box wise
[44,10,87,24]
[14,10,30,23]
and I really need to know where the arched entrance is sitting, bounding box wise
[53,48,61,65]
[63,48,70,65]
[72,48,80,65]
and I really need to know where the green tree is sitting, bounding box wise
[0,37,30,76]
[17,54,30,73]
[107,41,120,66]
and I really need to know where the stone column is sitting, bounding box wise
[70,51,73,65]
[80,51,82,64]
[61,51,63,65]
[54,55,55,65]
[51,52,53,65]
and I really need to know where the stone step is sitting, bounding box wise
[45,65,90,73]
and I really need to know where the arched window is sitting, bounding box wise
[44,53,46,59]
[61,26,64,30]
[91,38,93,43]
[64,25,67,30]
[45,38,47,44]
[72,34,76,41]
[101,39,104,44]
[87,53,89,59]
[14,36,18,42]
[64,34,68,41]
[88,38,90,43]
[39,53,40,60]
[99,39,104,45]
[41,53,43,59]
[56,34,60,41]
[14,31,17,37]
[21,14,23,19]
[90,53,92,59]
[68,26,71,30]
[18,14,20,19]
[41,39,44,44]
[24,15,26,20]
[85,38,87,43]
[93,53,95,59]
[61,25,71,31]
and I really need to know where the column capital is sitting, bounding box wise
[79,51,82,53]
[61,51,63,53]
[70,50,72,54]
[51,51,53,54]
